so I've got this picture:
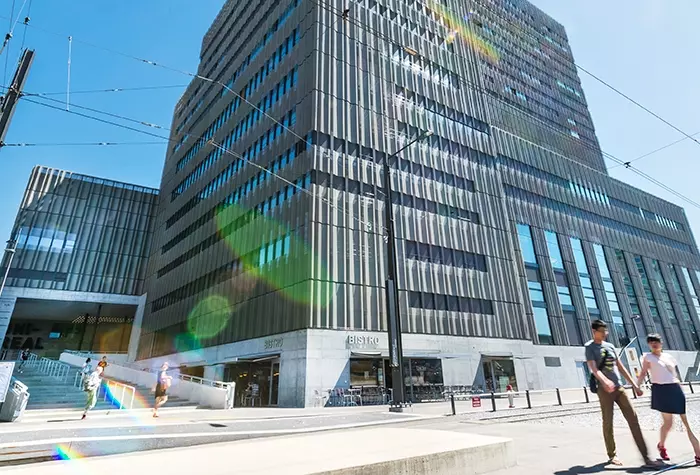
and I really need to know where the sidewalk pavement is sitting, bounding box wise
[3,427,514,475]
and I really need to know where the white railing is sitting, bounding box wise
[123,361,231,389]
[73,372,136,410]
[103,380,136,410]
[34,355,71,381]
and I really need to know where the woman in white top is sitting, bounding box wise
[637,333,700,464]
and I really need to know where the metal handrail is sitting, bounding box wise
[103,380,136,410]
[34,355,71,381]
[122,361,232,390]
[74,371,136,410]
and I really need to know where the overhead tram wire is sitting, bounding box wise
[608,131,700,170]
[2,141,167,147]
[25,84,189,96]
[20,91,394,239]
[309,0,700,211]
[19,0,31,51]
[3,0,699,160]
[11,4,700,212]
[417,0,700,156]
[3,0,16,87]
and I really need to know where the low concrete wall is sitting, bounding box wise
[60,352,230,409]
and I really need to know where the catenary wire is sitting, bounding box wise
[13,3,700,214]
[19,0,31,50]
[1,141,167,147]
[608,131,700,170]
[20,92,395,237]
[416,0,700,156]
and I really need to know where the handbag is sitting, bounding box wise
[589,348,610,393]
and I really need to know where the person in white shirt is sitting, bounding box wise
[637,333,700,464]
[82,366,103,420]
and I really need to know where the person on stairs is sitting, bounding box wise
[82,366,103,420]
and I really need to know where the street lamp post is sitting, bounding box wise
[383,131,432,412]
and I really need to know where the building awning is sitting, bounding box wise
[351,351,383,358]
[224,353,280,364]
[480,352,514,359]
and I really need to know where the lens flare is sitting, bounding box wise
[426,1,500,62]
[54,444,81,461]
[187,295,231,340]
[215,202,330,308]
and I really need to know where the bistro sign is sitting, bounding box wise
[347,335,380,348]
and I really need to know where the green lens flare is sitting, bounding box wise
[215,202,330,308]
[187,295,231,339]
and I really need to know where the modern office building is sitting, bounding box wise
[134,0,700,407]
[0,166,158,358]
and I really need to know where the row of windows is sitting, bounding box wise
[172,95,244,196]
[172,67,299,200]
[157,172,311,278]
[200,145,298,203]
[180,0,300,135]
[312,130,480,193]
[504,185,693,253]
[391,155,476,192]
[166,107,297,229]
[161,140,308,254]
[404,240,487,271]
[360,0,456,52]
[389,46,459,90]
[176,27,301,172]
[258,234,291,268]
[408,291,495,315]
[152,259,240,312]
[393,85,490,134]
[238,29,301,102]
[315,170,481,225]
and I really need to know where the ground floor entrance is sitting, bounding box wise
[224,357,280,407]
[348,357,445,404]
[481,357,518,393]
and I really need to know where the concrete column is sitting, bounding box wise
[127,294,147,362]
[0,295,17,352]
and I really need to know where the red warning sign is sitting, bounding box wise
[472,396,482,408]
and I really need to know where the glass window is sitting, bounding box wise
[517,224,537,265]
[544,231,563,270]
[593,244,611,279]
[533,307,554,345]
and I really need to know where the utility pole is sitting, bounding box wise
[0,49,35,145]
[384,130,432,412]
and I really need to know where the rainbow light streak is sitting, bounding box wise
[54,444,80,461]
[426,1,500,63]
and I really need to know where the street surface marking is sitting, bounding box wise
[0,415,439,449]
[1,411,427,435]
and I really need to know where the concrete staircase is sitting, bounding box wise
[12,365,195,410]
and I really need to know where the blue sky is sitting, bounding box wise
[0,0,699,247]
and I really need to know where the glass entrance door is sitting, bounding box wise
[482,358,517,393]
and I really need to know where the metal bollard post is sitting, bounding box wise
[633,386,638,399]
[526,390,532,409]
[584,386,590,403]
[450,392,456,416]
[490,392,496,412]
[690,381,695,394]
[556,388,562,406]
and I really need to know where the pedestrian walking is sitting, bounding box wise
[81,358,92,374]
[153,362,172,418]
[506,384,515,408]
[585,319,661,468]
[97,356,108,370]
[82,366,103,420]
[636,333,700,464]
[18,349,29,373]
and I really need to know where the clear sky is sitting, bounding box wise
[0,0,699,248]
